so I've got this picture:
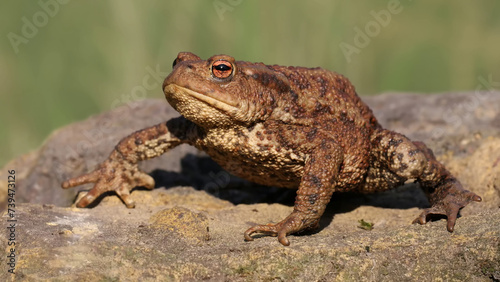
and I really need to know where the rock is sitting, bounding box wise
[446,137,500,212]
[1,92,499,280]
[148,206,210,243]
[0,191,499,281]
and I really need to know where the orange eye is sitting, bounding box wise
[211,60,233,80]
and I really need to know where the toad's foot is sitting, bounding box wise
[412,183,481,232]
[244,211,319,246]
[62,158,155,208]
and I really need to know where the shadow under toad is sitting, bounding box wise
[153,154,438,233]
[80,153,439,234]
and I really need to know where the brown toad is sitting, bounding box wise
[62,52,481,246]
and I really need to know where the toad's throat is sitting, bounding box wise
[165,84,239,114]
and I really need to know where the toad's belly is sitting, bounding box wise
[194,126,306,188]
[208,151,304,188]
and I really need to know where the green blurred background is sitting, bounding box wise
[1,0,499,166]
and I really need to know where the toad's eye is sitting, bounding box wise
[211,60,233,80]
[172,58,179,69]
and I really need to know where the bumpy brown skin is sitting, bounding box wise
[63,52,481,246]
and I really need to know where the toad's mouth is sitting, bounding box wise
[164,84,239,114]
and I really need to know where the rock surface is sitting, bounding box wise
[1,91,499,281]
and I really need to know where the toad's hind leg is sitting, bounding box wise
[364,129,481,231]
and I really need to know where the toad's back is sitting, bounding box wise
[263,64,381,132]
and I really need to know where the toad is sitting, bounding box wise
[62,52,481,246]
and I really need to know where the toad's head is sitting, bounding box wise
[163,52,290,128]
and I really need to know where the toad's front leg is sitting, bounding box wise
[244,139,344,246]
[62,117,198,208]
